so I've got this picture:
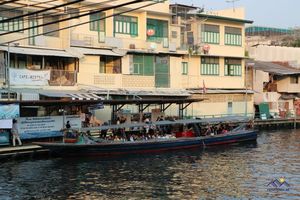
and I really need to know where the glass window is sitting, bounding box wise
[147,18,168,42]
[100,56,121,74]
[0,10,23,32]
[201,24,220,44]
[225,26,242,46]
[132,55,154,76]
[182,62,188,75]
[290,76,299,84]
[114,15,138,36]
[201,57,219,75]
[90,12,105,32]
[43,15,59,37]
[224,58,242,76]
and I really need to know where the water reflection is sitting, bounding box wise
[0,130,299,199]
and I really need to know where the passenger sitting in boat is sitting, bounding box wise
[144,118,150,134]
[205,125,212,136]
[221,129,228,134]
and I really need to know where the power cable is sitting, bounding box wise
[0,0,119,24]
[0,0,84,23]
[0,0,20,6]
[1,1,158,44]
[0,0,59,13]
[0,0,149,36]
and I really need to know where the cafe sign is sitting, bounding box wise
[9,68,50,86]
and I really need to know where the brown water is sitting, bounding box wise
[0,130,299,200]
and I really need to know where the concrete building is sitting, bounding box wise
[0,1,254,120]
[246,60,300,118]
[170,4,254,117]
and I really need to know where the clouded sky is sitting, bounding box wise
[170,0,300,28]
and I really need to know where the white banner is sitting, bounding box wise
[18,115,82,139]
[0,119,12,129]
[9,68,50,86]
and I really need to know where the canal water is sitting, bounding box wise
[0,130,299,200]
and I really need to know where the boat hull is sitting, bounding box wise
[35,130,258,157]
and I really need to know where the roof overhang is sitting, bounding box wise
[246,60,300,75]
[71,47,125,57]
[196,13,253,24]
[0,45,77,58]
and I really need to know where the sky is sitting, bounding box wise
[170,0,300,28]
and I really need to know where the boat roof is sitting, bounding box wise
[79,116,250,131]
[0,98,205,106]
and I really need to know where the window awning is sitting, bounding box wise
[39,91,103,100]
[71,47,125,57]
[0,46,77,58]
[9,89,103,101]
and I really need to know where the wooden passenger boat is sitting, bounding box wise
[34,118,257,157]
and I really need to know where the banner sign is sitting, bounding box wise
[0,119,13,129]
[0,104,19,120]
[0,130,10,146]
[9,68,50,86]
[18,115,81,139]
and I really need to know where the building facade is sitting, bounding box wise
[0,1,254,121]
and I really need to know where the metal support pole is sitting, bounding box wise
[245,63,248,117]
[7,43,10,100]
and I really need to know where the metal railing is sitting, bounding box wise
[49,70,76,86]
[187,113,255,120]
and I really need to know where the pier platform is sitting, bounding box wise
[0,145,49,160]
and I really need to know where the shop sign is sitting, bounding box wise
[0,103,19,119]
[9,68,50,86]
[18,115,81,139]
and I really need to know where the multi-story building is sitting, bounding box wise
[0,1,254,120]
[246,60,300,118]
[170,4,254,117]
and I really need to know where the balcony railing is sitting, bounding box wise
[49,70,76,86]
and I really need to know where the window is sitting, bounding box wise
[171,31,177,38]
[132,55,154,76]
[43,15,59,37]
[225,26,242,46]
[290,76,299,84]
[201,24,220,44]
[182,62,188,75]
[147,18,168,42]
[201,57,219,75]
[0,10,23,32]
[29,15,38,45]
[187,31,194,45]
[114,15,138,36]
[67,7,79,18]
[89,12,105,32]
[225,58,242,76]
[100,56,121,74]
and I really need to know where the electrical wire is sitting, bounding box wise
[1,0,158,45]
[0,0,84,23]
[0,0,119,24]
[0,0,149,36]
[0,0,59,13]
[19,0,119,22]
[0,0,20,6]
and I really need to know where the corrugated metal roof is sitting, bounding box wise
[0,46,77,58]
[246,60,300,75]
[79,85,191,97]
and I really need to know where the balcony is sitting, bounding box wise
[49,70,76,86]
[71,33,170,51]
[77,73,155,89]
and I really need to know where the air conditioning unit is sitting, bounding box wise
[129,44,135,49]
